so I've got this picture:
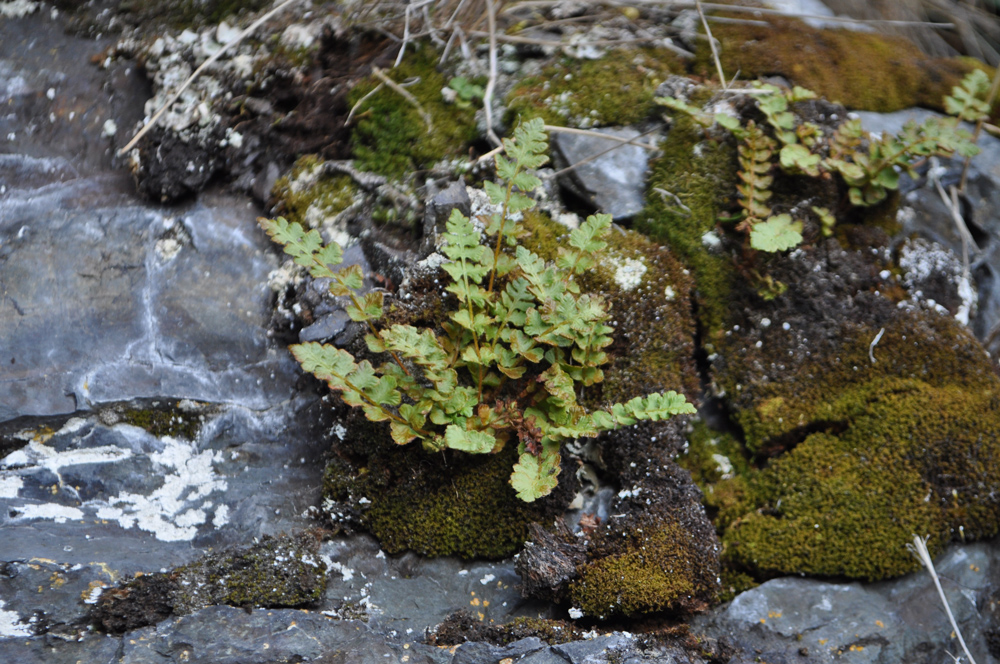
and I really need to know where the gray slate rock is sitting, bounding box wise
[0,399,328,636]
[0,175,299,423]
[694,538,1000,664]
[552,127,654,220]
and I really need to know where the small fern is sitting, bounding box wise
[260,118,694,502]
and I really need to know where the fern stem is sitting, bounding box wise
[335,373,432,438]
[488,175,518,294]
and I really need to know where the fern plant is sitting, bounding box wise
[657,72,984,252]
[260,119,694,502]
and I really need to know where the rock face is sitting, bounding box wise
[552,126,654,220]
[0,176,299,422]
[695,539,1000,664]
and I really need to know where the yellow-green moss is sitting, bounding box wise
[506,48,682,128]
[569,518,710,617]
[721,377,1000,580]
[520,210,700,404]
[349,47,479,179]
[729,314,997,450]
[698,17,989,114]
[270,155,359,229]
[634,114,740,340]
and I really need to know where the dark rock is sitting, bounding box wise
[115,606,449,664]
[516,521,587,603]
[552,126,654,220]
[133,126,225,203]
[695,538,1000,664]
[423,180,472,250]
[0,176,299,423]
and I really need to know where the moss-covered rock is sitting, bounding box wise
[91,533,326,634]
[348,47,479,179]
[636,79,1000,582]
[518,420,720,619]
[506,48,682,128]
[698,16,989,114]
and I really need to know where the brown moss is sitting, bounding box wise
[698,17,989,113]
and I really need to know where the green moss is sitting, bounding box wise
[324,421,566,559]
[697,16,989,113]
[721,377,1000,580]
[506,48,682,127]
[569,517,710,617]
[728,314,997,450]
[634,114,740,340]
[706,293,1000,580]
[270,155,360,229]
[349,48,479,179]
[117,403,203,440]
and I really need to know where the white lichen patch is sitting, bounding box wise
[2,440,132,472]
[0,475,23,498]
[155,237,182,261]
[17,503,85,524]
[0,600,31,638]
[95,438,227,542]
[711,453,734,480]
[604,255,647,291]
[0,1,38,18]
[898,238,976,325]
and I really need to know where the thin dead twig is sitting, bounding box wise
[544,125,659,151]
[696,0,727,88]
[547,125,663,179]
[118,0,303,155]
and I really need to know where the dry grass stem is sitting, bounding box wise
[371,67,434,132]
[907,535,978,664]
[118,0,303,155]
[483,0,502,146]
[543,125,660,150]
[697,0,727,88]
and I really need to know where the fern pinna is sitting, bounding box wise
[259,119,693,502]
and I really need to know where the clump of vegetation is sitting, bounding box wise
[348,48,479,179]
[506,48,681,128]
[696,16,991,115]
[658,73,984,254]
[91,534,326,634]
[260,119,694,502]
